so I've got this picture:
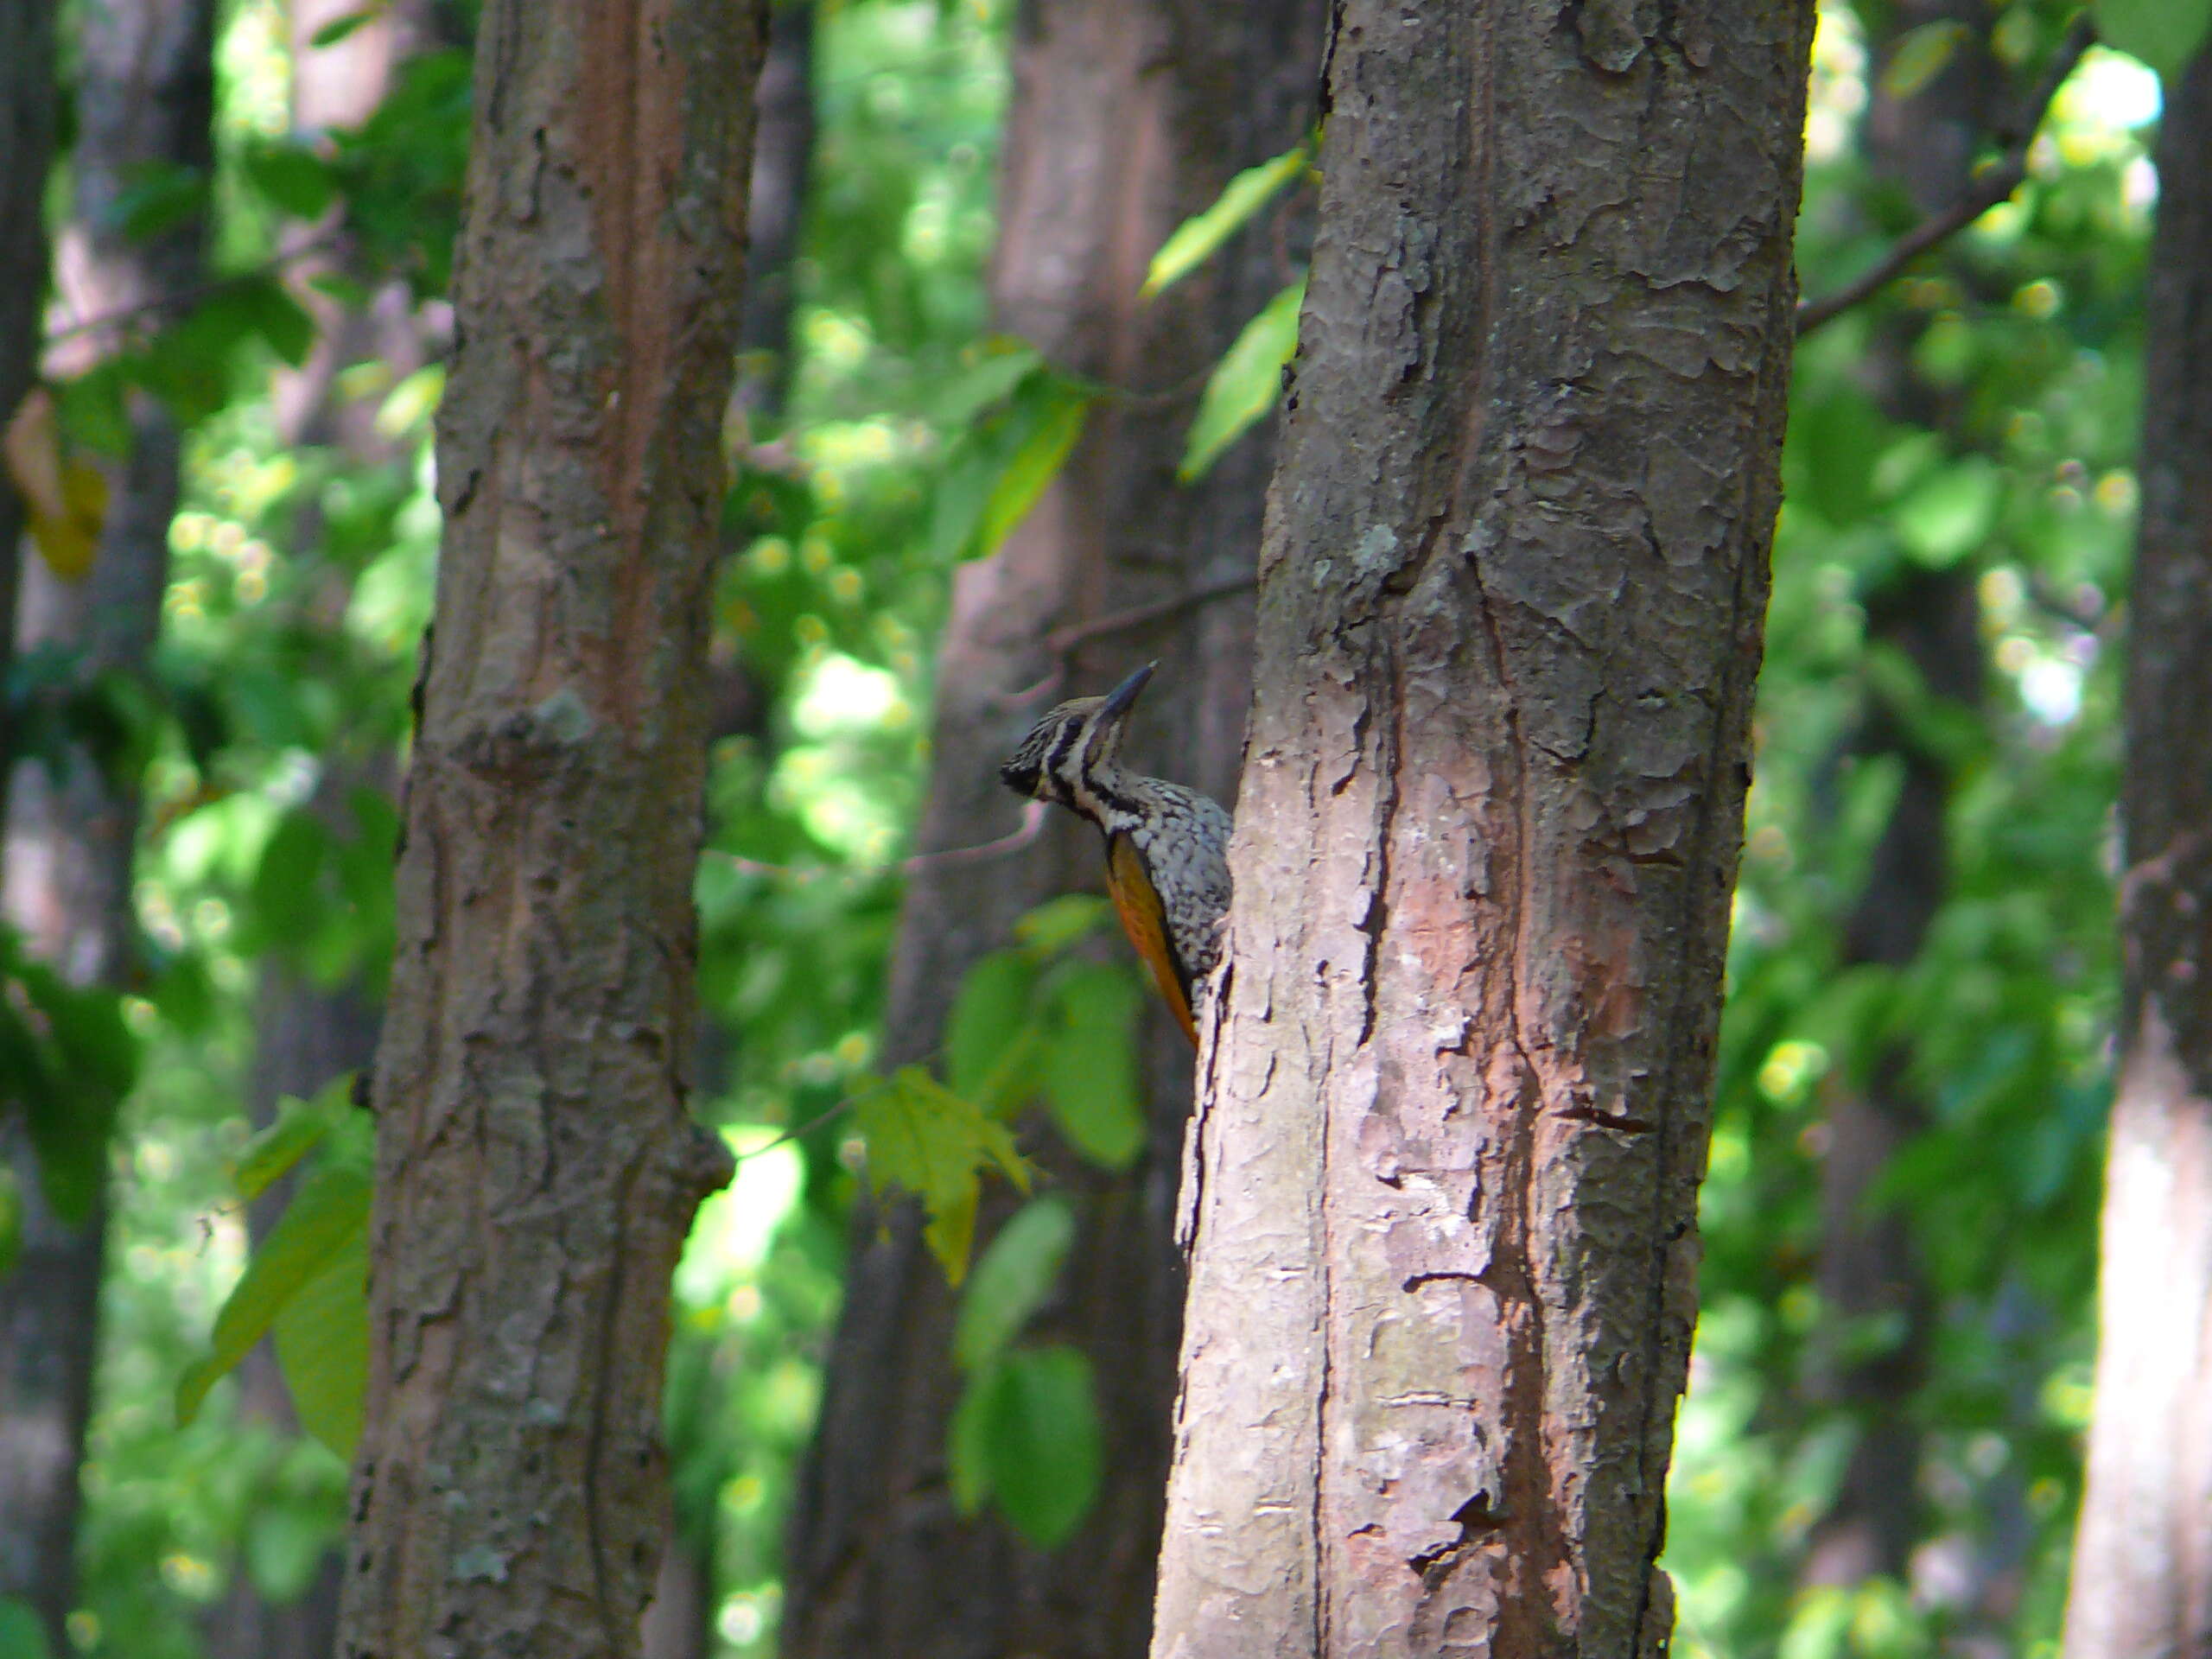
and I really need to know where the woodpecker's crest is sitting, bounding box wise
[998,662,1151,817]
[999,663,1233,1046]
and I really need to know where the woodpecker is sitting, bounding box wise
[999,663,1231,1047]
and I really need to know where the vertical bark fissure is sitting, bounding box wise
[336,0,765,1651]
[1154,0,1814,1649]
[2060,41,2212,1659]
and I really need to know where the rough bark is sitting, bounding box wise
[2060,43,2212,1659]
[333,0,766,1654]
[0,1,213,1649]
[1150,2,1812,1655]
[0,0,55,734]
[778,2,1323,1655]
[1801,1,1999,1588]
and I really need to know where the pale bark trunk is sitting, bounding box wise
[0,2,213,1648]
[334,1,766,1653]
[2061,44,2212,1659]
[778,1,1322,1653]
[1152,2,1812,1654]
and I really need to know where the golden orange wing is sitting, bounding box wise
[1105,832,1198,1048]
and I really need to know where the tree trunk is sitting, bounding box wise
[2060,43,2212,1659]
[779,2,1322,1655]
[1800,2,1999,1588]
[334,1,766,1653]
[0,1,213,1649]
[1151,2,1811,1654]
[0,0,55,732]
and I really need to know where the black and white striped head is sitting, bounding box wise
[999,662,1154,810]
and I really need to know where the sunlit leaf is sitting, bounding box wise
[1893,454,2000,566]
[232,1077,353,1201]
[854,1067,1031,1282]
[271,1224,369,1458]
[2095,0,2212,84]
[241,140,338,221]
[176,1163,372,1429]
[953,1196,1076,1374]
[1040,963,1145,1170]
[1879,21,1967,100]
[1141,141,1310,298]
[969,380,1089,563]
[1179,278,1304,482]
[1013,894,1112,957]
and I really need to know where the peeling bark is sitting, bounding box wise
[2061,44,2212,1659]
[334,1,766,1653]
[779,1,1323,1654]
[1152,2,1813,1654]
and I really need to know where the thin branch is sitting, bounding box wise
[994,571,1263,711]
[42,226,347,350]
[1796,15,2096,338]
[707,799,1049,884]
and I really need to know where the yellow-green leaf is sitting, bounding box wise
[1142,142,1311,298]
[1179,279,1304,483]
[176,1163,371,1428]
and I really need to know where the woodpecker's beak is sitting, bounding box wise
[1100,661,1156,722]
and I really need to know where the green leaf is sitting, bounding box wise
[109,160,209,242]
[953,1196,1076,1374]
[1013,894,1112,957]
[271,1224,369,1458]
[969,379,1090,563]
[1879,20,1968,100]
[947,1362,996,1516]
[241,141,338,221]
[854,1067,1031,1282]
[1789,384,1896,529]
[946,950,1037,1103]
[1892,455,2000,567]
[926,338,1043,427]
[232,1077,353,1200]
[1041,964,1146,1170]
[250,807,330,945]
[308,6,382,48]
[176,1162,372,1428]
[6,959,136,1222]
[0,1168,19,1280]
[0,1598,53,1659]
[1141,141,1311,298]
[2095,0,2212,84]
[969,1345,1105,1549]
[1179,278,1304,482]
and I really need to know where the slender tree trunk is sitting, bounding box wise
[0,0,55,734]
[1801,3,1999,1587]
[2061,43,2212,1659]
[1152,2,1812,1654]
[333,0,766,1653]
[779,3,1322,1654]
[0,2,213,1649]
[641,13,814,1659]
[207,9,442,1647]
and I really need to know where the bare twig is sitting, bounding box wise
[42,226,349,350]
[707,799,1049,885]
[992,570,1263,711]
[1796,15,2096,338]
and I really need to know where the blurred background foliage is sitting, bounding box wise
[0,0,2176,1654]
